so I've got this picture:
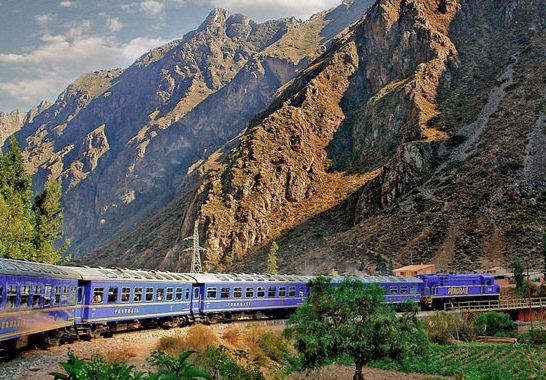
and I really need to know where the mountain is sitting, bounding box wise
[11,0,375,258]
[87,0,546,274]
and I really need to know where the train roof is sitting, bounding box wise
[0,257,81,280]
[331,275,423,284]
[188,273,314,284]
[64,266,196,283]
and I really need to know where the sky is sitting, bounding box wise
[0,0,342,113]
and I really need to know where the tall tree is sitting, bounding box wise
[267,241,279,275]
[286,278,428,380]
[513,256,526,297]
[0,136,68,263]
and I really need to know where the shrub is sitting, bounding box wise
[474,312,515,336]
[258,331,291,363]
[425,312,475,344]
[529,329,546,344]
[198,346,265,380]
[158,334,186,356]
[183,324,219,351]
[222,327,241,347]
[104,347,138,365]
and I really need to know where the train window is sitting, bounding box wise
[234,287,242,298]
[268,287,276,297]
[134,288,143,302]
[32,293,41,308]
[400,286,408,295]
[54,287,61,305]
[145,288,154,302]
[44,285,52,306]
[279,287,286,297]
[7,285,17,308]
[175,288,183,301]
[121,287,131,303]
[487,279,492,286]
[245,288,254,298]
[156,288,164,301]
[0,285,3,305]
[299,288,304,297]
[257,287,265,297]
[288,287,296,297]
[77,288,83,303]
[390,287,398,295]
[194,288,199,299]
[410,286,417,294]
[166,288,174,301]
[185,288,190,300]
[207,288,217,299]
[108,287,119,303]
[20,285,31,308]
[221,288,230,298]
[93,287,104,303]
[35,285,43,294]
[63,286,69,294]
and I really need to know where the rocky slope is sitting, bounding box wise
[0,101,52,147]
[88,0,546,274]
[12,0,372,258]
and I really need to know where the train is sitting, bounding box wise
[0,257,500,354]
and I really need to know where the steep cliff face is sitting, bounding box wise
[14,0,373,258]
[0,110,26,146]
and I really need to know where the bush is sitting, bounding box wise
[258,331,291,363]
[158,334,186,356]
[425,312,476,344]
[474,312,515,336]
[183,324,219,351]
[529,329,546,344]
[198,346,265,380]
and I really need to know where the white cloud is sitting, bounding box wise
[140,0,165,16]
[35,13,54,26]
[0,31,165,110]
[106,17,124,32]
[59,1,75,7]
[191,0,341,20]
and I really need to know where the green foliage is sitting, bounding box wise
[370,343,546,379]
[198,346,264,380]
[388,258,394,275]
[474,312,515,337]
[375,254,387,275]
[258,331,291,363]
[267,241,279,275]
[513,256,526,297]
[0,136,69,263]
[543,231,546,276]
[51,351,211,380]
[286,277,428,379]
[425,312,476,344]
[50,353,145,380]
[529,329,546,344]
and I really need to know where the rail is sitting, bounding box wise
[444,297,546,312]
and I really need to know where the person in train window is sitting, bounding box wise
[32,296,40,308]
[93,294,102,303]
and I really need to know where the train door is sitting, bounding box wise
[191,286,200,314]
[73,286,84,323]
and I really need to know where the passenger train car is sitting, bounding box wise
[0,257,501,355]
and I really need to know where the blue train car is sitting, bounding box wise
[66,266,196,334]
[331,275,423,303]
[418,273,500,307]
[188,273,312,321]
[0,258,81,351]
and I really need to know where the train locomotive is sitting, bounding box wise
[0,257,500,354]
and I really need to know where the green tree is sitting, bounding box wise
[286,277,428,380]
[513,256,526,297]
[543,231,546,277]
[474,312,515,336]
[375,254,387,275]
[388,258,394,275]
[267,241,279,275]
[0,136,68,263]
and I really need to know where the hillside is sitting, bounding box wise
[10,0,373,258]
[87,0,546,274]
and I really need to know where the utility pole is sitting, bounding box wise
[184,220,206,273]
